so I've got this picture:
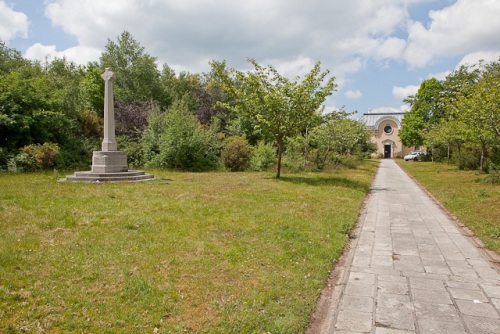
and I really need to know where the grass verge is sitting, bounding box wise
[0,160,377,333]
[396,160,500,252]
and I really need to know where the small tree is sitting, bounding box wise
[310,111,367,168]
[212,59,336,178]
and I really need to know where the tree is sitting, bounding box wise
[0,39,30,74]
[400,78,445,147]
[212,59,337,178]
[100,31,166,106]
[451,60,500,171]
[310,111,368,168]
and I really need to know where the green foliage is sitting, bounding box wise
[250,141,277,171]
[457,147,481,170]
[483,164,500,184]
[221,136,253,171]
[282,136,307,172]
[143,101,221,171]
[212,59,337,178]
[310,111,368,169]
[100,31,166,106]
[400,78,445,147]
[117,135,144,168]
[400,58,500,173]
[7,152,37,173]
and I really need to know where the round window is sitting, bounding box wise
[384,125,393,134]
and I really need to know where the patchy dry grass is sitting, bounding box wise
[397,160,500,252]
[0,161,377,333]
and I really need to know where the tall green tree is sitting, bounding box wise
[212,59,337,178]
[400,78,445,147]
[451,60,500,170]
[100,31,166,106]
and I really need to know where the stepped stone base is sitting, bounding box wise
[62,150,154,182]
[64,170,155,182]
[91,151,128,173]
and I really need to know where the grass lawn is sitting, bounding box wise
[0,160,378,333]
[396,160,500,252]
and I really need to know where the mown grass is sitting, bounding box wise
[396,160,500,252]
[0,160,377,333]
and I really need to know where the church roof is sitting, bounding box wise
[359,111,406,128]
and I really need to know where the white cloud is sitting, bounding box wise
[25,43,101,65]
[345,90,363,99]
[458,51,500,67]
[427,70,451,81]
[0,1,29,43]
[405,0,500,67]
[392,85,419,100]
[38,0,420,76]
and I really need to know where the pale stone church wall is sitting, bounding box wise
[369,119,414,158]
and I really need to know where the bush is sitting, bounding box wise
[7,152,38,172]
[118,135,144,168]
[457,148,481,170]
[221,136,253,171]
[484,163,500,184]
[282,136,306,172]
[22,142,60,169]
[250,141,277,171]
[143,101,221,171]
[0,147,12,170]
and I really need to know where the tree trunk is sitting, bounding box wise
[322,145,331,167]
[480,142,486,172]
[276,138,283,178]
[304,128,309,168]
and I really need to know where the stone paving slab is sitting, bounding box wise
[320,159,500,333]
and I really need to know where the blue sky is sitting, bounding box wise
[1,0,499,117]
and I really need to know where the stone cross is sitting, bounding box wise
[101,68,117,151]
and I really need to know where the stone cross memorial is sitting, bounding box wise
[64,68,154,182]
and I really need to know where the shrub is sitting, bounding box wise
[118,135,144,168]
[221,136,253,171]
[250,141,277,171]
[7,152,37,172]
[457,148,481,170]
[282,136,306,172]
[484,163,500,184]
[22,143,60,169]
[0,147,12,170]
[143,101,221,171]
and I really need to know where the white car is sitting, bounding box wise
[404,151,426,161]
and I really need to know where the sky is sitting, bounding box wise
[1,0,500,117]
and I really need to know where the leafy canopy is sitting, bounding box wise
[212,59,337,177]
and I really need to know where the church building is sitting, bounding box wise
[359,110,417,158]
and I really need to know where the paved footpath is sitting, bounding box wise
[321,159,500,334]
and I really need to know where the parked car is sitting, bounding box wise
[404,151,426,161]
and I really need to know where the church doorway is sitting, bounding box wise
[384,145,392,159]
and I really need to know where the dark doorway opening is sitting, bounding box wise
[384,145,391,159]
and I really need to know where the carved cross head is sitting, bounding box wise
[102,68,115,81]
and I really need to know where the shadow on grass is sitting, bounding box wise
[278,175,370,192]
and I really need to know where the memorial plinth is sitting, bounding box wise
[63,68,154,182]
